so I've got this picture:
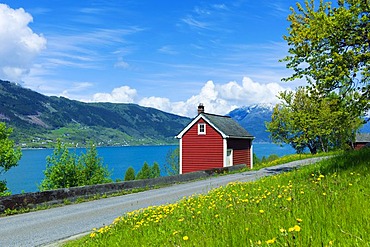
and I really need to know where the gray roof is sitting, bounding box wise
[356,133,370,142]
[202,113,254,138]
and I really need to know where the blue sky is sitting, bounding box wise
[0,1,304,116]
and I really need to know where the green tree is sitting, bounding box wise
[282,0,369,113]
[78,142,111,185]
[266,87,362,154]
[253,153,261,166]
[150,162,161,178]
[0,122,22,196]
[124,167,136,181]
[164,147,179,176]
[39,140,82,191]
[136,162,151,180]
[39,140,111,191]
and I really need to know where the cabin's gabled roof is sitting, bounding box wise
[176,112,254,139]
[356,133,370,143]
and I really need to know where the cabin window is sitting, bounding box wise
[198,123,206,135]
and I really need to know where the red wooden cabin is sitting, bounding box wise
[176,104,254,174]
[354,133,370,150]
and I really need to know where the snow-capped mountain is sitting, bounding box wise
[228,104,275,142]
[228,104,370,143]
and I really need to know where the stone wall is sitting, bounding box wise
[0,164,246,213]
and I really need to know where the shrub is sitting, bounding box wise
[39,140,111,191]
[124,167,136,181]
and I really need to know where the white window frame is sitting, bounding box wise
[198,123,206,135]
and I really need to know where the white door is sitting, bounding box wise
[226,149,233,167]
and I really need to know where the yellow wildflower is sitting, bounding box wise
[259,209,264,213]
[266,238,276,244]
[296,218,302,223]
[183,236,189,241]
[294,225,301,232]
[90,232,96,238]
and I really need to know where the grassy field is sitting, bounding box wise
[65,148,370,246]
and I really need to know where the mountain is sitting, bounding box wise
[228,104,274,142]
[228,104,370,143]
[0,80,191,147]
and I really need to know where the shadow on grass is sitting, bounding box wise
[319,148,370,174]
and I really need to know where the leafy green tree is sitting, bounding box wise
[39,140,82,191]
[124,167,136,181]
[253,153,261,166]
[0,122,22,195]
[79,142,111,185]
[266,87,362,154]
[282,0,369,113]
[164,147,179,175]
[266,154,279,163]
[39,140,111,191]
[136,162,151,180]
[150,162,161,178]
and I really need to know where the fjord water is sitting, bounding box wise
[1,144,295,194]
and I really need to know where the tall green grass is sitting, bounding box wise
[65,148,370,246]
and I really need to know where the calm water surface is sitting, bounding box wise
[1,143,295,194]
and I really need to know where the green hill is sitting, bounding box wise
[0,80,190,147]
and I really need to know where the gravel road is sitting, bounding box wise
[0,157,328,247]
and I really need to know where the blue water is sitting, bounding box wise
[1,143,295,194]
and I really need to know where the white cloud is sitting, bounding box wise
[92,86,137,103]
[139,97,172,111]
[139,77,287,117]
[0,4,46,81]
[114,58,129,69]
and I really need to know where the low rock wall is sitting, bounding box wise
[0,164,246,213]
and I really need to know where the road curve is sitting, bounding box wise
[0,157,327,247]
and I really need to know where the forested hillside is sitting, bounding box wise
[0,80,190,147]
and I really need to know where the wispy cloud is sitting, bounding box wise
[158,46,179,55]
[182,15,209,29]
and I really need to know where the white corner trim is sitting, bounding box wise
[179,138,183,174]
[223,138,227,167]
[250,144,253,169]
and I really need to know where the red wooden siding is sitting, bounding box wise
[354,142,367,150]
[182,119,224,173]
[227,139,252,168]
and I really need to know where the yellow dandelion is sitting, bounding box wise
[266,238,276,244]
[319,174,325,178]
[279,228,286,233]
[322,192,327,196]
[296,218,302,223]
[173,231,179,235]
[277,195,282,198]
[183,236,189,241]
[90,232,96,238]
[178,218,184,222]
[286,197,292,201]
[257,240,262,245]
[259,209,264,213]
[349,183,353,186]
[293,225,301,232]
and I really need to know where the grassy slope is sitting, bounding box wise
[65,148,370,246]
